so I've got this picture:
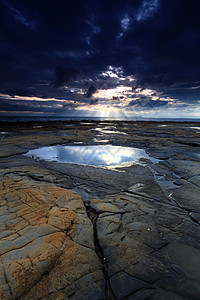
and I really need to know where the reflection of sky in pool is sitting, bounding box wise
[25,145,159,168]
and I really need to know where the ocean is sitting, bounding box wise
[0,115,200,122]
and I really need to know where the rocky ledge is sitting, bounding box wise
[0,120,200,299]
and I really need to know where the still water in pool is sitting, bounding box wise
[25,145,159,168]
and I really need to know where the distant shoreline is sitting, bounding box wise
[0,115,200,122]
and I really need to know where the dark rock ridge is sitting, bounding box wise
[0,120,200,299]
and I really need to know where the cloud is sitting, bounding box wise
[0,93,80,114]
[54,66,81,88]
[84,85,97,98]
[136,0,159,22]
[0,0,200,116]
[128,98,169,109]
[7,89,33,97]
[90,99,99,105]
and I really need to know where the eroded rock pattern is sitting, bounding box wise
[0,172,104,299]
[0,120,200,299]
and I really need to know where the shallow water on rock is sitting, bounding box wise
[93,138,110,143]
[189,127,200,132]
[25,145,159,168]
[94,128,127,135]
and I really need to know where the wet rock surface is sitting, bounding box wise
[0,120,200,299]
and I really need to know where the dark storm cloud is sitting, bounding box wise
[0,98,48,112]
[0,95,78,114]
[0,0,200,113]
[85,86,97,98]
[128,98,169,108]
[7,88,33,97]
[89,99,99,105]
[54,66,81,88]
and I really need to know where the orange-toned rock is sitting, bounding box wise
[0,172,104,299]
[21,239,104,300]
[48,207,77,231]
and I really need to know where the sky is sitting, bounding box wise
[0,0,200,119]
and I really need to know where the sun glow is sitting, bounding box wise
[94,86,132,99]
[98,107,125,118]
[76,105,127,119]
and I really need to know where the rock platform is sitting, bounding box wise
[0,120,200,299]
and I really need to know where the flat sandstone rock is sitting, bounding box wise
[0,120,200,299]
[0,172,104,299]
